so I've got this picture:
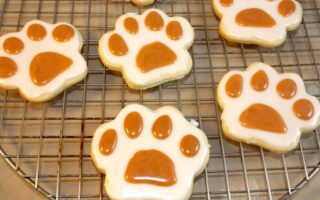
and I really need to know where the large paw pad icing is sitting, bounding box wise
[217,63,320,153]
[213,0,303,47]
[99,9,194,89]
[0,20,87,102]
[91,104,209,199]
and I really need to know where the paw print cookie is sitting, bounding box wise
[131,0,154,6]
[98,9,194,89]
[212,0,303,47]
[0,20,87,102]
[91,104,210,199]
[217,62,320,153]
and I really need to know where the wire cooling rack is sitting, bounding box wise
[0,0,320,199]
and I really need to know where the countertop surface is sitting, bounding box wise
[0,156,319,200]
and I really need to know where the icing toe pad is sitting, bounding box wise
[0,20,87,102]
[212,0,303,47]
[91,104,210,200]
[98,9,194,90]
[217,62,320,153]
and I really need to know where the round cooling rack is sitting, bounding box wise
[1,0,320,199]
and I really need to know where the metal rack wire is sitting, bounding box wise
[0,0,320,199]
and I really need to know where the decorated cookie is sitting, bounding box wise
[212,0,303,47]
[131,0,154,6]
[98,9,194,89]
[0,20,87,102]
[217,62,320,153]
[91,104,210,199]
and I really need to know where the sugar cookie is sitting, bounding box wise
[217,62,320,153]
[212,0,303,47]
[91,104,210,199]
[131,0,154,6]
[0,20,87,102]
[98,9,194,90]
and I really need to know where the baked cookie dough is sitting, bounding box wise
[98,9,194,90]
[212,0,303,47]
[131,0,154,6]
[91,104,210,199]
[0,20,87,102]
[217,62,320,153]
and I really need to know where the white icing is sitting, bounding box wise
[213,0,303,47]
[131,0,154,6]
[0,20,87,102]
[189,119,199,127]
[98,9,194,90]
[91,104,210,200]
[217,62,320,153]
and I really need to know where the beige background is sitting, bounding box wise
[0,156,319,200]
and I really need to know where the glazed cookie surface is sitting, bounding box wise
[217,62,320,153]
[91,104,210,200]
[131,0,154,6]
[99,9,194,90]
[0,20,87,102]
[213,0,303,47]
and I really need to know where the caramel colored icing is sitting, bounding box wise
[236,8,276,27]
[125,150,177,186]
[124,17,139,34]
[251,70,268,92]
[225,74,243,98]
[240,103,287,133]
[278,0,296,17]
[293,99,314,120]
[108,33,128,56]
[136,42,177,73]
[152,115,172,139]
[30,52,73,86]
[52,24,74,42]
[99,129,117,156]
[124,112,143,138]
[3,37,24,54]
[27,24,47,41]
[0,57,17,78]
[220,0,233,7]
[277,79,297,99]
[166,21,183,40]
[145,11,164,31]
[180,135,200,157]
